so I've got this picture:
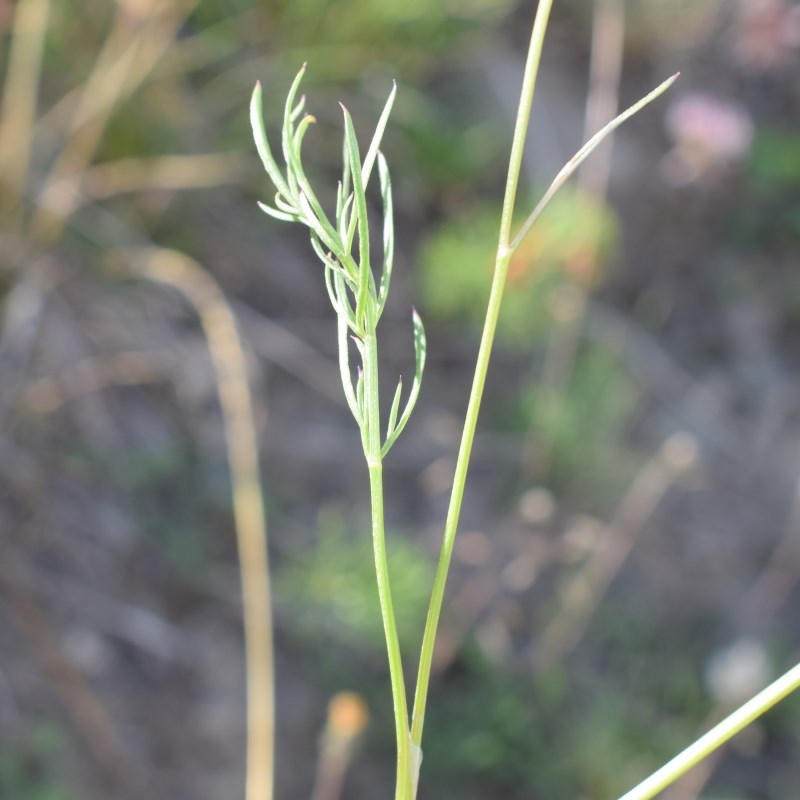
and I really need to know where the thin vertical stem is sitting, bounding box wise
[410,0,554,756]
[363,324,411,800]
[0,0,51,225]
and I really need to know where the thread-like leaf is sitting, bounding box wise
[341,105,370,279]
[355,366,366,424]
[289,148,343,262]
[257,200,297,222]
[297,191,343,263]
[338,193,354,250]
[376,151,394,319]
[310,232,346,275]
[274,192,297,216]
[333,268,359,334]
[290,94,306,123]
[293,113,317,157]
[337,311,361,425]
[361,81,397,189]
[385,377,403,443]
[381,309,426,456]
[341,138,352,212]
[282,63,307,176]
[342,82,396,257]
[250,82,292,200]
[510,72,679,253]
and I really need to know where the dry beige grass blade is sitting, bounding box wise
[119,246,274,800]
[579,0,626,200]
[523,0,627,480]
[81,153,250,199]
[39,153,249,215]
[0,0,51,225]
[20,349,173,414]
[31,0,200,242]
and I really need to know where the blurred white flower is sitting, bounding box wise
[705,637,771,708]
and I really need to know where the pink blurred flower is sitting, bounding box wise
[733,0,800,71]
[662,92,754,184]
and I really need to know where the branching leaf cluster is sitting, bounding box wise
[250,65,425,457]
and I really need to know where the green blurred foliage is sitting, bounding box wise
[516,345,638,499]
[277,506,433,653]
[422,629,706,798]
[748,129,800,191]
[417,187,618,346]
[0,723,71,800]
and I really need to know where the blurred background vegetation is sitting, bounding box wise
[1,0,800,798]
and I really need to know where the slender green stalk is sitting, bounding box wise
[620,661,800,800]
[250,68,423,800]
[410,0,555,753]
[363,327,412,800]
[250,20,677,798]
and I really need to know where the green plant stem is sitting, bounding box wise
[363,326,412,800]
[619,661,800,800]
[620,664,800,800]
[410,0,554,757]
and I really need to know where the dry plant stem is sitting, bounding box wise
[77,153,249,201]
[127,247,274,800]
[535,0,625,430]
[410,0,555,755]
[0,0,51,224]
[31,0,200,242]
[21,350,171,414]
[580,0,625,199]
[619,661,800,800]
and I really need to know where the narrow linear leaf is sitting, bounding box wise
[341,137,352,212]
[341,104,370,284]
[377,151,394,318]
[282,63,308,173]
[250,82,292,200]
[310,232,345,273]
[333,268,359,334]
[293,113,317,156]
[337,310,361,424]
[510,72,679,253]
[338,193,354,250]
[355,366,366,424]
[324,262,339,310]
[385,376,403,447]
[274,192,298,216]
[381,309,426,456]
[362,81,397,189]
[290,151,343,260]
[290,94,306,123]
[257,200,297,222]
[336,180,344,223]
[298,191,344,262]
